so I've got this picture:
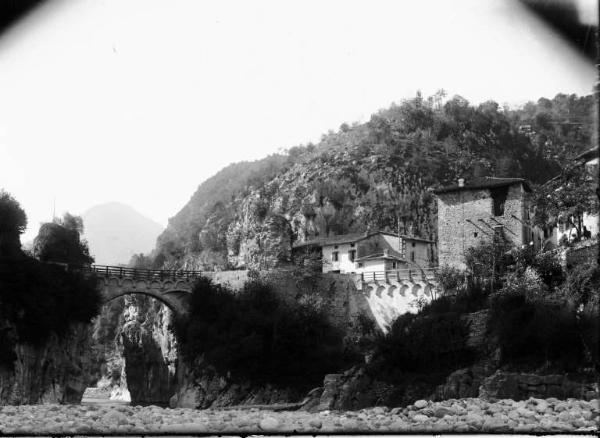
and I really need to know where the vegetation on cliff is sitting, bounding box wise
[174,276,350,390]
[153,92,594,270]
[0,192,100,367]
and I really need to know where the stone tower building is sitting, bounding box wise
[434,177,540,269]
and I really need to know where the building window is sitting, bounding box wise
[348,250,356,262]
[350,243,355,247]
[332,251,338,262]
[491,186,508,216]
[357,262,364,268]
[473,232,478,238]
[392,261,397,269]
[411,242,416,247]
[410,252,415,262]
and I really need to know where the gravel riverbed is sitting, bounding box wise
[0,397,598,434]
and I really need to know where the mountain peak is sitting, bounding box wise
[82,203,164,265]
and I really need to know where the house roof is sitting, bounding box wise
[355,252,406,263]
[433,177,532,195]
[292,230,434,248]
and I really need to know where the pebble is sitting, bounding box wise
[414,399,428,409]
[0,397,597,433]
[258,416,279,431]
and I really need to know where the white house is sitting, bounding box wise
[292,230,435,274]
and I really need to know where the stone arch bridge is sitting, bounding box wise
[74,264,439,329]
[85,265,202,315]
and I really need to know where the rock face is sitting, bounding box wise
[301,367,440,412]
[0,322,94,405]
[170,358,302,409]
[118,295,178,405]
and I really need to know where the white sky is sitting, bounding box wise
[0,0,596,243]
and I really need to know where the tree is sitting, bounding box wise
[533,162,599,242]
[33,213,94,265]
[0,190,27,256]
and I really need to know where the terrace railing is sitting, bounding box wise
[358,267,439,283]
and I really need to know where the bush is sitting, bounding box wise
[489,291,595,371]
[510,246,564,290]
[422,277,490,315]
[435,265,466,294]
[559,261,600,308]
[498,267,546,301]
[174,277,348,390]
[0,257,100,347]
[371,310,475,380]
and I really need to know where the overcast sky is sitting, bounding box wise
[0,0,596,243]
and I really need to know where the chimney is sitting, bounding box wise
[458,178,465,187]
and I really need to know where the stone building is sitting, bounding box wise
[434,177,540,270]
[292,230,434,274]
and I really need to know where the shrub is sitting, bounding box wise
[510,246,564,290]
[435,265,467,294]
[174,277,347,390]
[559,261,600,308]
[371,310,475,380]
[464,236,513,282]
[0,257,100,348]
[489,291,594,371]
[422,277,490,315]
[498,267,546,302]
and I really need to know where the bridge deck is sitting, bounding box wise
[86,264,204,280]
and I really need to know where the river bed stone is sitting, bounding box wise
[0,397,597,434]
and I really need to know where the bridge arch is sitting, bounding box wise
[93,266,198,317]
[102,288,191,316]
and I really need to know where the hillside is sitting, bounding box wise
[154,92,595,270]
[82,202,164,265]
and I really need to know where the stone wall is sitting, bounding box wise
[479,370,599,401]
[437,184,529,269]
[263,271,375,336]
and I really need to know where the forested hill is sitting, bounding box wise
[153,92,595,271]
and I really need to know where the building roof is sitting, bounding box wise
[292,232,367,248]
[354,252,406,263]
[292,230,434,248]
[433,177,532,195]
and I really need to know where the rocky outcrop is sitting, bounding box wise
[228,191,294,270]
[118,295,178,405]
[170,358,302,409]
[0,323,94,405]
[300,366,440,412]
[479,370,599,402]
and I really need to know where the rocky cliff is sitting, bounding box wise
[0,322,94,405]
[90,295,178,405]
[120,295,178,405]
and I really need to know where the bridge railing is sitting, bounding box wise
[85,264,204,281]
[358,267,439,283]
